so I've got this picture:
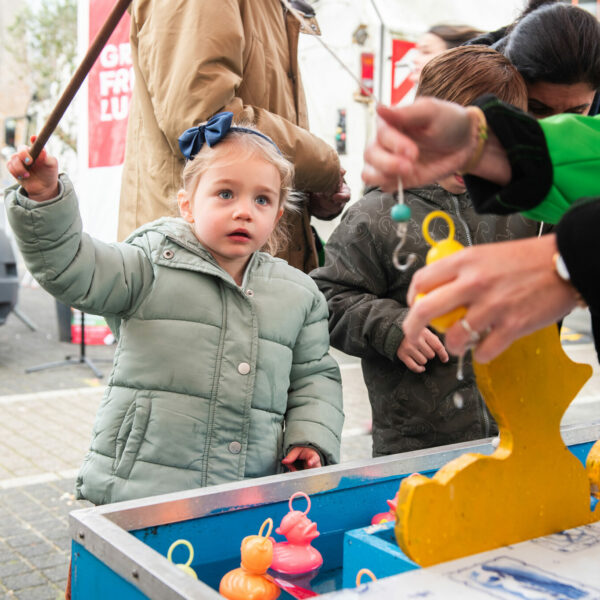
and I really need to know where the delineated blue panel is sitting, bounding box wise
[343,522,419,588]
[71,541,148,599]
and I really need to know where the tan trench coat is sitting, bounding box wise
[119,0,341,272]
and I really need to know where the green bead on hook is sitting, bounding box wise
[391,178,417,271]
[391,203,411,223]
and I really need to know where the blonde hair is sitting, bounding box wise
[180,123,297,256]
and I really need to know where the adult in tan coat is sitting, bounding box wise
[119,0,349,272]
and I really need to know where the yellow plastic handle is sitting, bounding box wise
[167,539,194,567]
[258,517,274,539]
[167,539,198,579]
[422,210,456,248]
[356,568,377,587]
[415,210,467,332]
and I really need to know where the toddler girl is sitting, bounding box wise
[6,113,344,505]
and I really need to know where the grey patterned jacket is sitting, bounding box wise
[312,185,541,456]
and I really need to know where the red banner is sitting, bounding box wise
[360,52,375,97]
[88,0,132,168]
[391,39,416,105]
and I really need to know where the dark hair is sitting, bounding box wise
[416,45,528,110]
[427,24,484,49]
[519,0,562,19]
[504,4,600,88]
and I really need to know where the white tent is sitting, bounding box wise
[299,0,525,238]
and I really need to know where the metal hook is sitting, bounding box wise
[390,178,417,271]
[392,247,417,271]
[392,222,417,271]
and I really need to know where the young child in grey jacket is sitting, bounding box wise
[313,46,541,457]
[6,113,343,505]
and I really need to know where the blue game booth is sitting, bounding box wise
[69,420,600,599]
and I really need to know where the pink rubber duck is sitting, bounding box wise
[371,490,400,525]
[271,492,322,575]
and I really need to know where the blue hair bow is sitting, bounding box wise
[178,111,281,160]
[178,112,234,160]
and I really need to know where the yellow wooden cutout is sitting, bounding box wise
[395,324,600,567]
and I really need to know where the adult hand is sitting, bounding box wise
[397,328,449,373]
[282,446,322,471]
[308,168,351,220]
[6,138,59,202]
[403,234,580,363]
[362,99,510,191]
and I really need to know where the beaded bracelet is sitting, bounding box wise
[458,106,488,175]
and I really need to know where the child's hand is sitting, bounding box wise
[282,446,322,471]
[307,169,351,220]
[6,138,59,202]
[397,328,449,373]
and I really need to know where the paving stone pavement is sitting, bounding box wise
[1,279,599,598]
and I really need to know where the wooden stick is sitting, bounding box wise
[29,0,132,162]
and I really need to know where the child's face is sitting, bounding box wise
[178,148,283,279]
[437,173,467,196]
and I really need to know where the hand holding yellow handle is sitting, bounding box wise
[415,211,467,332]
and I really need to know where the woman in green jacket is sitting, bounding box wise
[5,114,344,505]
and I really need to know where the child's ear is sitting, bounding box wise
[276,206,284,223]
[177,189,194,223]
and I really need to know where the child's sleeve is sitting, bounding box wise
[285,289,344,466]
[311,198,409,362]
[5,174,154,317]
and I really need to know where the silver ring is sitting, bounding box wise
[459,318,481,345]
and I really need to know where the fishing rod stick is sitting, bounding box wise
[284,2,379,104]
[312,34,380,105]
[29,0,132,162]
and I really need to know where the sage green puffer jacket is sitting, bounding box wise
[5,176,343,505]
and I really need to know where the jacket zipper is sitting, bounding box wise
[450,195,491,437]
[202,282,228,486]
[451,195,473,247]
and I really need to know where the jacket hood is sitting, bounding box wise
[125,216,196,246]
[407,184,470,212]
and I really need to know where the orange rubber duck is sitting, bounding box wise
[271,492,323,575]
[220,518,280,600]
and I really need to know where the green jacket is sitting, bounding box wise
[528,113,600,223]
[5,176,343,504]
[312,186,540,456]
[466,96,600,224]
